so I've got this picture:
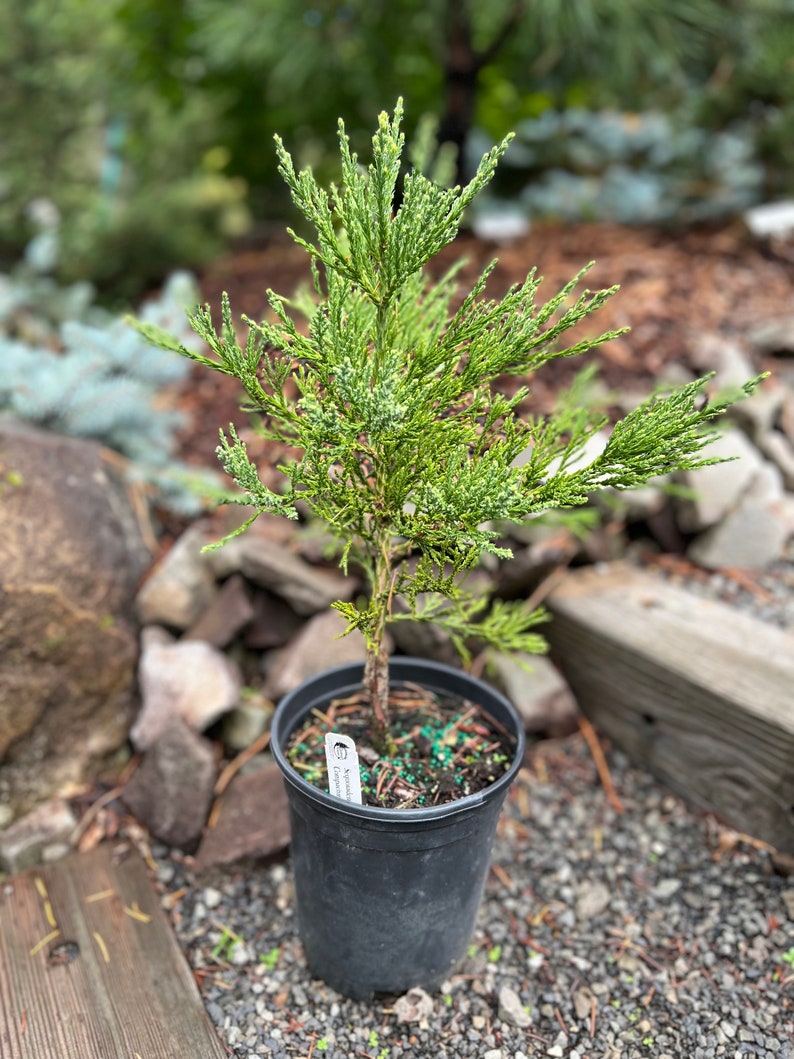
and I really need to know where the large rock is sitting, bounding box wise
[689,333,756,393]
[0,797,78,874]
[747,315,794,356]
[487,651,579,737]
[0,419,151,818]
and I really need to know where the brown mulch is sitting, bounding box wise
[174,220,794,471]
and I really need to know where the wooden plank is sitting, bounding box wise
[0,843,227,1059]
[546,562,794,852]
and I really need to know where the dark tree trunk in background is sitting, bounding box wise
[438,1,526,186]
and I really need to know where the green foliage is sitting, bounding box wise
[0,0,247,300]
[2,0,792,302]
[135,101,761,735]
[258,946,280,969]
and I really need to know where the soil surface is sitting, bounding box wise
[175,220,794,472]
[286,684,517,809]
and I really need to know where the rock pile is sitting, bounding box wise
[1,322,793,874]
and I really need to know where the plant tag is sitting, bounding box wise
[324,733,363,805]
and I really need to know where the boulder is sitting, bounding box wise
[0,797,78,874]
[728,386,786,443]
[747,315,794,357]
[758,430,794,491]
[689,333,756,392]
[0,419,151,818]
[220,692,274,752]
[184,573,255,648]
[241,588,303,650]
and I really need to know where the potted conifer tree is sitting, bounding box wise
[136,101,758,999]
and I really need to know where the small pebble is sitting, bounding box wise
[150,734,794,1058]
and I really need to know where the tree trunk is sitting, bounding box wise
[364,643,392,754]
[438,0,526,186]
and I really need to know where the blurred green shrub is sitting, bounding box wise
[0,244,219,514]
[1,0,791,300]
[0,0,248,301]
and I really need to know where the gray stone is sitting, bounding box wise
[729,387,786,443]
[573,986,596,1021]
[676,429,764,532]
[536,429,611,478]
[782,392,794,443]
[575,881,611,921]
[241,588,303,650]
[690,333,757,393]
[471,206,530,244]
[601,483,667,522]
[758,431,794,491]
[487,651,579,737]
[205,510,299,574]
[688,463,793,569]
[221,692,274,752]
[122,717,216,850]
[498,984,532,1028]
[135,522,218,630]
[386,592,464,667]
[183,572,255,648]
[194,761,290,872]
[393,987,435,1023]
[265,609,390,700]
[207,534,354,616]
[748,315,794,356]
[0,797,77,873]
[744,200,794,240]
[652,878,683,900]
[0,419,149,818]
[131,626,242,751]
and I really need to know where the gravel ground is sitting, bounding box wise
[658,557,794,632]
[153,735,794,1059]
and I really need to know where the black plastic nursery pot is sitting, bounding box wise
[270,657,526,1000]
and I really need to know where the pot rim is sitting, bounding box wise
[270,657,526,824]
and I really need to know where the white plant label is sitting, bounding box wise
[324,732,363,805]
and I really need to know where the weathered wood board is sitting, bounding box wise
[546,562,794,852]
[0,842,227,1059]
